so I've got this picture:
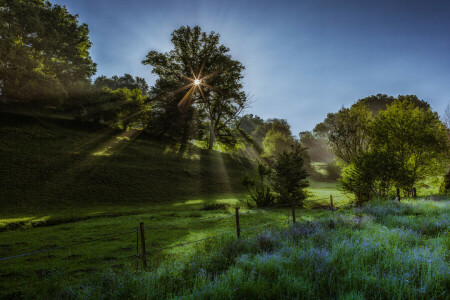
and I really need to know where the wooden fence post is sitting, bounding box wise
[235,207,240,239]
[139,222,147,269]
[330,195,334,210]
[292,203,296,224]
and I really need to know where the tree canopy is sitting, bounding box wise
[326,98,449,203]
[0,0,96,104]
[142,25,247,150]
[93,74,149,95]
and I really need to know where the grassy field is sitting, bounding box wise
[0,111,347,297]
[13,198,450,299]
[0,111,445,298]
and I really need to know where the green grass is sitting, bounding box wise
[27,198,450,299]
[0,111,344,297]
[1,111,446,298]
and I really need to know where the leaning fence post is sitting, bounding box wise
[139,222,147,269]
[235,207,240,239]
[330,195,334,211]
[291,203,296,224]
[135,227,139,271]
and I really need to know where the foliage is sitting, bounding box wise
[324,161,341,181]
[142,25,247,150]
[93,74,149,95]
[371,99,449,192]
[440,170,450,194]
[0,0,96,104]
[239,114,264,136]
[299,130,334,162]
[261,128,295,158]
[443,103,450,129]
[314,94,430,136]
[323,103,373,164]
[273,145,309,207]
[107,88,151,130]
[242,161,275,207]
[340,151,397,205]
[320,95,449,202]
[253,118,291,152]
[358,94,429,114]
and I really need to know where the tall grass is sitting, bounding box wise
[32,199,448,299]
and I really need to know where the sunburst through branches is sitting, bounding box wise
[176,61,220,109]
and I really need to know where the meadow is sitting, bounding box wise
[0,111,350,297]
[10,199,450,299]
[0,111,446,299]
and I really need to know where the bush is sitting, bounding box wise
[273,145,309,207]
[439,170,450,194]
[242,161,275,207]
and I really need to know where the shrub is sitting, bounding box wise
[273,145,309,207]
[242,161,275,207]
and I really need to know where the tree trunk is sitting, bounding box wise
[208,121,215,151]
[178,116,190,155]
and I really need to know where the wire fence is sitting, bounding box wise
[0,195,352,295]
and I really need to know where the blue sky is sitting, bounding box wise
[54,0,450,134]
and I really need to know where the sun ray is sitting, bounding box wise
[173,83,194,95]
[178,86,196,108]
[198,85,208,103]
[198,59,206,78]
[201,83,221,92]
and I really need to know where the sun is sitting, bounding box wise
[175,61,220,108]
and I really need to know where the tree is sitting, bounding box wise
[242,161,275,208]
[314,94,430,137]
[323,103,373,164]
[299,131,334,162]
[443,103,450,129]
[371,99,449,194]
[340,150,398,205]
[93,74,149,95]
[262,128,295,158]
[240,114,264,136]
[0,0,96,104]
[273,145,309,207]
[142,25,247,150]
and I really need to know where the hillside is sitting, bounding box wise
[0,111,254,216]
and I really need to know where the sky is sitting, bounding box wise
[53,0,450,134]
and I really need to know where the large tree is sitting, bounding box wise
[371,100,449,194]
[314,94,430,137]
[0,0,96,104]
[142,25,247,150]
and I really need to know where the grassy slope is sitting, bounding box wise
[0,111,255,222]
[0,111,350,230]
[0,111,344,296]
